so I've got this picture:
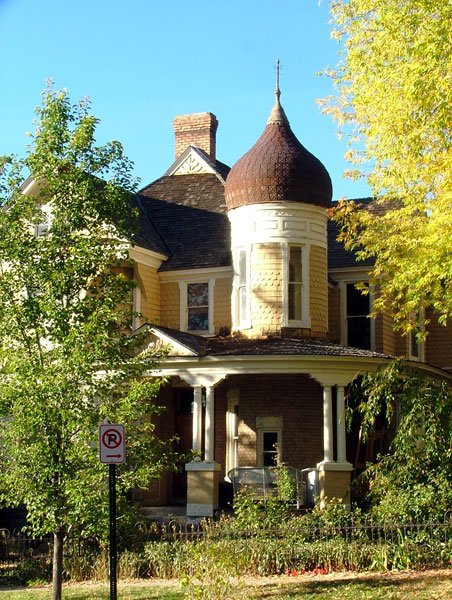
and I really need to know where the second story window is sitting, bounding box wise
[346,283,371,350]
[179,279,215,335]
[408,311,424,361]
[187,282,209,332]
[284,244,309,327]
[288,246,303,321]
[34,204,51,237]
[235,247,250,329]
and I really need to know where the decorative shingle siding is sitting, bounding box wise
[310,245,328,338]
[160,282,180,329]
[135,263,160,324]
[249,243,283,338]
[425,314,452,370]
[214,277,232,334]
[375,312,396,355]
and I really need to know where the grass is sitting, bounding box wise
[0,570,451,599]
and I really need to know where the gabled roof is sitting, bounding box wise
[138,196,231,271]
[140,173,228,215]
[133,194,170,257]
[164,146,230,183]
[328,198,376,271]
[140,147,230,215]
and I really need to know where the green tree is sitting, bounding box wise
[0,86,179,600]
[322,0,452,333]
[355,362,452,521]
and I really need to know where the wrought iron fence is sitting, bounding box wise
[1,512,450,583]
[134,511,452,543]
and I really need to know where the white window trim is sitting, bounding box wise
[282,242,310,328]
[408,311,425,361]
[233,246,251,330]
[339,279,375,351]
[256,417,283,467]
[179,278,215,335]
[34,203,52,238]
[132,285,141,331]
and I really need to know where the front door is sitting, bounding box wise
[172,388,193,503]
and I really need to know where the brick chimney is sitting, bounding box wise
[173,112,218,162]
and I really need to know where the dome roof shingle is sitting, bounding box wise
[225,91,332,210]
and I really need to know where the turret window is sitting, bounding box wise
[288,246,303,321]
[235,247,250,329]
[284,244,309,327]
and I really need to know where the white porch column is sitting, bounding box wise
[192,385,203,455]
[204,385,214,462]
[322,384,334,463]
[336,385,347,464]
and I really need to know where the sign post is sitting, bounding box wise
[99,424,126,600]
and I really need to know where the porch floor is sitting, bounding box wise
[142,506,187,524]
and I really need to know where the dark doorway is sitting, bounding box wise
[172,388,193,503]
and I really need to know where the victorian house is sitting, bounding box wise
[118,81,452,518]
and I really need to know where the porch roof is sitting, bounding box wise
[143,325,452,385]
[148,325,391,359]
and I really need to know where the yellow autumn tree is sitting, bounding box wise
[322,0,452,333]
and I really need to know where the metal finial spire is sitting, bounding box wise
[275,58,281,101]
[267,58,288,125]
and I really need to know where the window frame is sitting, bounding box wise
[408,311,425,361]
[283,243,310,328]
[233,247,251,330]
[339,279,375,351]
[179,278,215,335]
[256,417,283,467]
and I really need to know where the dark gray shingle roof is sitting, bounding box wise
[140,172,228,214]
[138,196,231,271]
[149,325,391,360]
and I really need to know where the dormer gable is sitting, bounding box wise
[164,145,226,183]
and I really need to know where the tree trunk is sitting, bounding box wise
[52,529,64,600]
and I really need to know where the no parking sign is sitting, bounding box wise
[99,424,126,464]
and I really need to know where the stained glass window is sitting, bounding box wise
[187,282,209,331]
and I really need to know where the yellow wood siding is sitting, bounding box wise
[425,313,452,370]
[310,245,328,338]
[214,277,232,333]
[160,281,180,329]
[134,262,160,324]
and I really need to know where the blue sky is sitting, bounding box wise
[0,0,371,200]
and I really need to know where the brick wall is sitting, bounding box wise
[223,374,323,472]
[160,282,180,329]
[310,245,328,338]
[173,113,218,161]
